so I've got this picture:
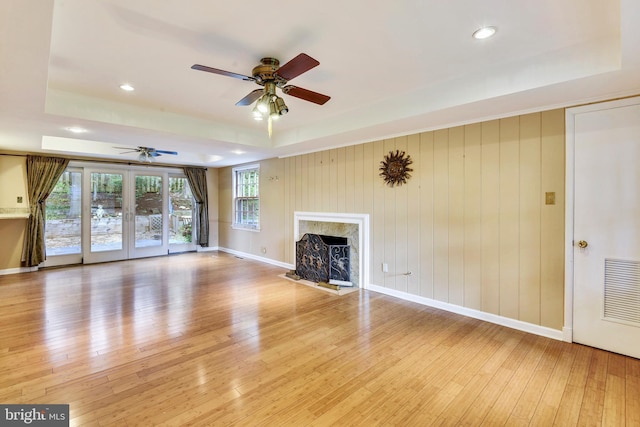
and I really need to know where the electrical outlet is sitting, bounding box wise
[17,196,22,203]
[261,247,267,254]
[382,263,388,273]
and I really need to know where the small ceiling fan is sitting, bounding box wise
[116,146,178,163]
[191,53,330,129]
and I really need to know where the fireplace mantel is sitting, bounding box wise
[294,212,370,288]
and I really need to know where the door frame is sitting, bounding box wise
[564,95,640,344]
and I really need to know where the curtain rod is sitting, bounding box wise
[0,152,207,170]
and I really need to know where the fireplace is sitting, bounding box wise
[294,212,370,288]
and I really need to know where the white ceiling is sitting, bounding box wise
[1,0,639,167]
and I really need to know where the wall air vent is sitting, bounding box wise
[604,259,640,326]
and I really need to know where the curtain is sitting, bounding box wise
[22,155,70,266]
[184,167,209,247]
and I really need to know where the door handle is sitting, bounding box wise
[577,240,588,249]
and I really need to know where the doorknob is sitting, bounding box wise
[577,240,588,249]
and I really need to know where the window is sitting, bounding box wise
[233,165,260,230]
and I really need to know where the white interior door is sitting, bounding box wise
[572,98,640,359]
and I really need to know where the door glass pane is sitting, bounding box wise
[91,172,123,252]
[45,171,82,256]
[135,175,163,248]
[169,176,193,244]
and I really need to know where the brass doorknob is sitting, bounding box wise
[577,240,588,249]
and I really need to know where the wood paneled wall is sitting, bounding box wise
[218,109,565,330]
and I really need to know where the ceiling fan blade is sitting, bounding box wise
[153,150,178,155]
[236,89,263,106]
[191,64,255,82]
[282,85,331,105]
[115,147,138,154]
[275,53,319,81]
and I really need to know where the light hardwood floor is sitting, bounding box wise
[1,252,638,426]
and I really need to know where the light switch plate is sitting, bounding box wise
[545,192,555,205]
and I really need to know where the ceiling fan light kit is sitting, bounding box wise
[257,98,268,113]
[191,53,330,134]
[269,101,279,120]
[275,97,288,115]
[138,151,153,163]
[252,105,263,120]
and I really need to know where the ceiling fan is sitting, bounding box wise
[191,53,330,128]
[116,146,178,163]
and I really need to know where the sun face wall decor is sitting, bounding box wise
[379,150,413,187]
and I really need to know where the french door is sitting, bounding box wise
[84,169,169,263]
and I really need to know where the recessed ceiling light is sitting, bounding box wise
[232,150,245,155]
[119,83,135,91]
[65,126,87,134]
[473,26,497,40]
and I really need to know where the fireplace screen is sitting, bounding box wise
[295,234,350,284]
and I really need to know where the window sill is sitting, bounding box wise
[231,225,261,233]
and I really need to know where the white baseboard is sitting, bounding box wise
[366,283,565,341]
[216,247,294,270]
[0,266,38,276]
